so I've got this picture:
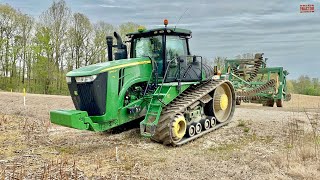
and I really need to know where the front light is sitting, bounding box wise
[66,76,71,84]
[75,75,97,83]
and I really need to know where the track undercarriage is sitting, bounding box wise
[152,80,235,146]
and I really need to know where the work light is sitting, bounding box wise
[75,75,97,83]
[66,76,72,84]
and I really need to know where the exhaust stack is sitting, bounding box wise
[113,32,127,60]
[106,36,113,61]
[105,32,128,61]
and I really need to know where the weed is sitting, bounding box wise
[237,120,246,127]
[56,146,78,154]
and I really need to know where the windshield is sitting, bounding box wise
[133,35,163,75]
[133,36,163,60]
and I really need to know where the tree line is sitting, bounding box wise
[287,76,320,96]
[0,0,140,95]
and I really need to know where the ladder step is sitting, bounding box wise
[147,112,158,116]
[148,109,161,113]
[152,93,166,97]
[150,103,161,106]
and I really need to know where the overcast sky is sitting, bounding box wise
[0,0,319,79]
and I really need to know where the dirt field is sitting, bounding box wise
[0,92,320,179]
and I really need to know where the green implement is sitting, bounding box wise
[224,53,291,107]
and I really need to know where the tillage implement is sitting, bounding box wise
[50,20,236,146]
[224,53,291,107]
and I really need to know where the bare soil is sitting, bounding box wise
[0,92,319,179]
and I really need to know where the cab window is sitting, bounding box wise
[133,36,163,60]
[133,36,164,75]
[166,36,188,60]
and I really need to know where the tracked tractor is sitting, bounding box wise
[50,20,236,146]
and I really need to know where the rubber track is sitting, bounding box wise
[151,80,235,146]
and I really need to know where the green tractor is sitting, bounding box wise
[50,20,236,146]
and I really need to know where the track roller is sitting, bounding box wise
[195,122,202,134]
[187,124,196,137]
[210,117,216,127]
[200,119,211,130]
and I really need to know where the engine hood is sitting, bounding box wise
[66,57,151,77]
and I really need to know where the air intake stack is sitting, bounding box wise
[106,32,128,61]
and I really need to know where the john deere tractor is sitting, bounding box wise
[50,20,236,146]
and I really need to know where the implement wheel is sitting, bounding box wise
[204,82,235,123]
[276,97,283,107]
[266,99,274,107]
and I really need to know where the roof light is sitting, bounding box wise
[138,26,146,32]
[164,19,168,27]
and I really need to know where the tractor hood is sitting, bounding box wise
[66,57,151,77]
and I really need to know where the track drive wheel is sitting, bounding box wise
[204,82,235,123]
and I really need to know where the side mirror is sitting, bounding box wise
[193,55,197,62]
[178,57,184,63]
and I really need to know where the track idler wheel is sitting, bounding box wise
[204,82,235,123]
[170,114,187,141]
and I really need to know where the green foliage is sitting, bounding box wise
[289,75,320,96]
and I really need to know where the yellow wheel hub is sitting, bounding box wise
[172,115,187,140]
[220,94,229,110]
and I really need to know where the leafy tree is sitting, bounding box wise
[214,56,226,72]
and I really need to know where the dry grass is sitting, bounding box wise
[1,92,320,179]
[270,109,320,179]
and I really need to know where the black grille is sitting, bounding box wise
[68,73,107,116]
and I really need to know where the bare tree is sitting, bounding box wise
[93,21,115,63]
[214,56,227,71]
[40,0,70,93]
[17,13,34,85]
[68,13,92,68]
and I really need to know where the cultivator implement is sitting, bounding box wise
[225,53,291,107]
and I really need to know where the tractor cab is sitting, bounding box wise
[126,20,214,83]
